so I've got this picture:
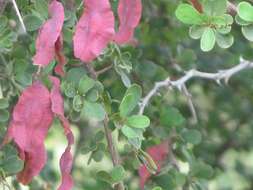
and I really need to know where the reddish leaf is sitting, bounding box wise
[189,0,203,13]
[33,0,64,67]
[55,35,67,77]
[58,133,74,190]
[6,82,53,184]
[50,77,74,190]
[138,141,169,189]
[73,0,115,63]
[4,77,74,190]
[114,0,142,44]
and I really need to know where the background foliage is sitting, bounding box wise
[1,0,253,190]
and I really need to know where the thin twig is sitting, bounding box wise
[139,58,253,114]
[84,64,97,80]
[11,0,26,34]
[227,1,237,15]
[182,84,198,124]
[72,123,87,173]
[0,84,3,99]
[189,0,203,13]
[84,63,124,190]
[103,116,120,166]
[0,54,7,65]
[104,116,125,190]
[96,64,113,76]
[172,62,198,123]
[66,0,75,10]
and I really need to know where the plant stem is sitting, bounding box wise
[11,0,26,34]
[84,63,124,190]
[96,64,113,76]
[0,84,3,99]
[104,116,125,190]
[67,0,75,10]
[189,0,203,13]
[139,58,253,114]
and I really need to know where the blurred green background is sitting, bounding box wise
[1,0,253,189]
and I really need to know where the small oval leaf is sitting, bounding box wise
[200,27,216,52]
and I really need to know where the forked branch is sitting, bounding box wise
[139,58,253,115]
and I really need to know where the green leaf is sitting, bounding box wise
[0,110,9,122]
[235,15,251,26]
[0,145,24,175]
[216,33,234,48]
[121,125,143,139]
[119,84,142,117]
[96,171,113,184]
[86,89,99,102]
[191,161,214,179]
[137,150,158,174]
[63,27,73,44]
[160,107,185,127]
[203,0,227,16]
[120,71,131,87]
[34,0,48,19]
[111,165,125,183]
[242,25,253,41]
[94,81,104,93]
[211,14,233,27]
[64,10,77,28]
[126,115,150,129]
[78,75,95,95]
[128,138,142,149]
[1,156,24,176]
[24,15,43,32]
[94,131,104,142]
[175,4,204,25]
[63,82,76,98]
[217,26,231,34]
[189,25,205,39]
[82,101,106,121]
[89,141,97,152]
[223,14,234,25]
[200,27,216,52]
[125,84,142,100]
[119,94,135,117]
[238,2,253,22]
[92,150,104,162]
[69,111,81,122]
[0,98,9,109]
[80,146,91,155]
[14,59,28,75]
[0,28,17,52]
[66,67,87,85]
[72,95,83,112]
[97,143,106,152]
[102,91,112,114]
[174,172,186,187]
[152,187,163,190]
[0,16,8,31]
[181,129,202,145]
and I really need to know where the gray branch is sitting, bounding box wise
[139,58,253,115]
[11,0,26,34]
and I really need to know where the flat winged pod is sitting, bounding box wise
[73,0,115,63]
[114,0,142,44]
[33,0,66,76]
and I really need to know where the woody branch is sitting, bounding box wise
[84,64,124,190]
[139,58,253,115]
[11,0,26,33]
